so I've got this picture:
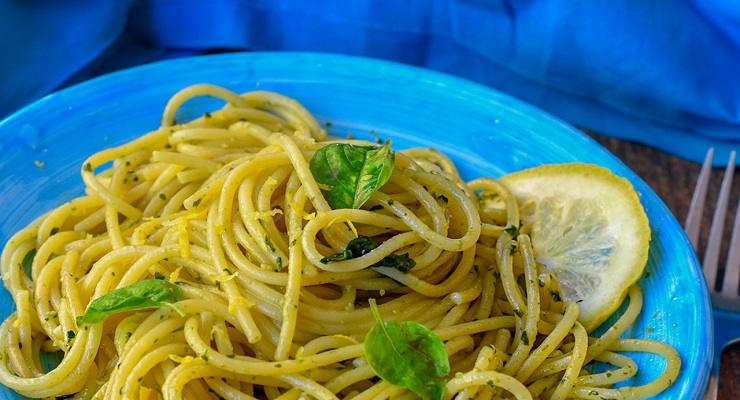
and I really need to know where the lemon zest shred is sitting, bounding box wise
[169,266,183,283]
[169,354,196,364]
[228,296,254,314]
[213,272,238,283]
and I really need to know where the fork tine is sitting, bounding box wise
[703,150,736,290]
[722,186,740,298]
[686,148,715,249]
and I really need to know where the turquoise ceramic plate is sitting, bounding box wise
[0,52,711,399]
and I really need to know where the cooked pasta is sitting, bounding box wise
[0,84,680,399]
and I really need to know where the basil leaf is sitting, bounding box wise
[364,299,449,400]
[21,249,36,278]
[320,236,376,262]
[373,253,415,273]
[321,235,416,272]
[76,280,183,325]
[310,142,395,209]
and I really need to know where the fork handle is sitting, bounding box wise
[713,308,740,371]
[703,374,718,400]
[704,309,740,399]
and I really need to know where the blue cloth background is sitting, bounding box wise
[1,0,738,165]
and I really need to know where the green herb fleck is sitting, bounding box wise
[21,249,36,278]
[521,331,529,345]
[159,193,166,201]
[321,236,376,262]
[373,253,416,273]
[264,236,276,252]
[66,330,75,341]
[503,225,518,236]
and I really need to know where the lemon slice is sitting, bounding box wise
[501,163,650,332]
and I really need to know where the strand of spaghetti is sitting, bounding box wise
[382,173,446,268]
[468,178,520,229]
[184,151,287,210]
[181,314,364,375]
[456,346,497,400]
[584,285,643,362]
[274,134,329,212]
[236,167,290,266]
[36,202,71,246]
[550,322,588,400]
[502,235,540,374]
[496,233,526,318]
[205,377,258,400]
[4,316,32,378]
[571,339,681,399]
[161,84,248,127]
[526,285,644,382]
[275,186,306,360]
[445,370,533,400]
[401,148,460,177]
[33,256,65,346]
[31,231,79,281]
[161,361,287,400]
[324,364,375,393]
[0,273,112,397]
[516,302,579,382]
[121,343,190,397]
[372,247,476,297]
[277,373,338,400]
[240,92,325,140]
[81,128,169,219]
[207,201,262,343]
[575,350,637,387]
[376,175,481,252]
[107,317,187,398]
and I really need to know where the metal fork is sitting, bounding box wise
[684,148,740,400]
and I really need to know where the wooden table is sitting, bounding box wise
[587,131,740,399]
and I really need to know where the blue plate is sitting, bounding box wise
[0,52,711,399]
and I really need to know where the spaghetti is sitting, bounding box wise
[0,84,680,399]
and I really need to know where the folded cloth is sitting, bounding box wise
[2,0,739,165]
[0,0,133,117]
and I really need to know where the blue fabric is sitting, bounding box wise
[0,0,134,117]
[1,0,739,164]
